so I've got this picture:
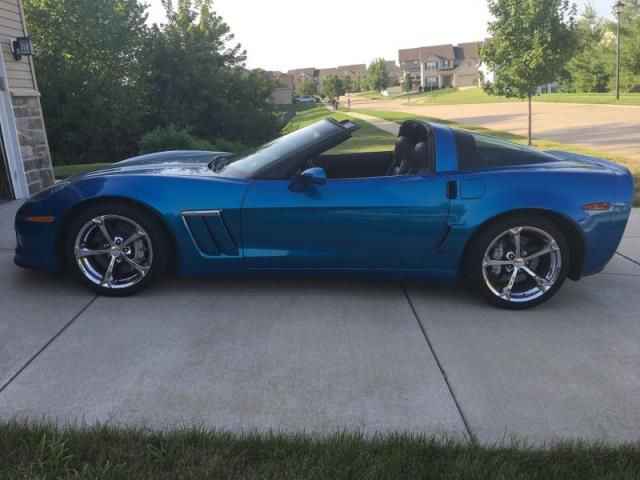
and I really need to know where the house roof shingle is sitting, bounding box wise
[399,41,483,62]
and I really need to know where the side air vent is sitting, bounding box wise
[182,210,239,256]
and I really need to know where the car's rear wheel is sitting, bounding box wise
[64,202,168,296]
[465,215,570,309]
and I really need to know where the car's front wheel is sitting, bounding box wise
[465,215,570,309]
[64,202,168,296]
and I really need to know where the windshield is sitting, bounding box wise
[219,120,343,178]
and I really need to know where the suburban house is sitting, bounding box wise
[399,41,483,89]
[385,60,401,84]
[265,71,294,104]
[336,64,366,80]
[287,67,319,91]
[0,0,53,200]
[288,65,368,93]
[316,67,337,92]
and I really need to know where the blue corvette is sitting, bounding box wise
[15,118,633,308]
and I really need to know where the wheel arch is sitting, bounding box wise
[459,208,585,281]
[55,196,180,272]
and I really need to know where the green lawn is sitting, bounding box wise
[54,163,113,179]
[283,105,395,153]
[356,87,640,107]
[353,108,639,207]
[2,422,640,479]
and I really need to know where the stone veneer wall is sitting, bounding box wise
[11,94,54,194]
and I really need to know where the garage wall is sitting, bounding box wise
[0,0,53,196]
[0,0,36,92]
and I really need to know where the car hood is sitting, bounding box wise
[70,150,232,180]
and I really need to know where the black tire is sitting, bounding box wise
[64,201,169,296]
[464,214,570,309]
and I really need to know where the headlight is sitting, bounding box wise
[30,181,70,201]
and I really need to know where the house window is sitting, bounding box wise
[426,77,438,87]
[426,61,437,70]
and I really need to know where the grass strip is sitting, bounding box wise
[1,421,639,479]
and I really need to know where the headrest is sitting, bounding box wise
[395,136,412,158]
[411,141,429,173]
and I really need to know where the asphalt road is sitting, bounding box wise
[1,200,639,444]
[350,97,640,163]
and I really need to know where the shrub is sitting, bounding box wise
[139,127,213,154]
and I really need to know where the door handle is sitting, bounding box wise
[446,180,457,199]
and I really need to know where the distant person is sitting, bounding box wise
[347,97,351,109]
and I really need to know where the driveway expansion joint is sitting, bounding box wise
[401,282,477,444]
[616,251,640,268]
[0,295,98,396]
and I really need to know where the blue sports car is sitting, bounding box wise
[15,119,633,309]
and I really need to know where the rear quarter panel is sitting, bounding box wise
[426,166,629,277]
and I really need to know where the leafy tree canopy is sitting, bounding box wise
[322,74,344,100]
[480,0,577,143]
[367,58,390,93]
[295,79,317,96]
[24,0,280,164]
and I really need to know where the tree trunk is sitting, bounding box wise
[527,94,532,146]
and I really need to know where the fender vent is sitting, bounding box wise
[182,210,239,256]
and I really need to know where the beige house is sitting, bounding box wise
[0,0,53,199]
[265,71,294,104]
[399,41,482,89]
[385,60,401,84]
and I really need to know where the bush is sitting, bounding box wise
[139,127,211,154]
[139,127,250,155]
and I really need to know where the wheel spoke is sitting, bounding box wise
[524,242,558,262]
[522,266,552,292]
[483,258,513,267]
[501,267,519,300]
[101,256,117,288]
[121,231,146,248]
[75,247,111,258]
[120,254,149,276]
[94,216,113,245]
[510,227,522,257]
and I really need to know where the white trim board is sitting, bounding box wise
[0,48,27,198]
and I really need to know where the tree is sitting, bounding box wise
[565,5,613,92]
[615,0,640,92]
[402,72,413,93]
[480,0,577,145]
[322,74,344,100]
[341,75,353,94]
[295,79,317,96]
[141,0,279,146]
[25,0,150,164]
[367,58,390,94]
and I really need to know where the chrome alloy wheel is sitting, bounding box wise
[481,226,562,303]
[74,214,153,289]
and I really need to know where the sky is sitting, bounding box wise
[145,0,619,72]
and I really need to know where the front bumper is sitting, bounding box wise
[14,201,62,272]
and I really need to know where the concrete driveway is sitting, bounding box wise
[1,200,639,444]
[350,97,640,163]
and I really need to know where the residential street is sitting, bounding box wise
[1,201,639,444]
[349,97,640,162]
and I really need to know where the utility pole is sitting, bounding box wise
[615,1,625,100]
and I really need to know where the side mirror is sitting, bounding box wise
[289,167,326,192]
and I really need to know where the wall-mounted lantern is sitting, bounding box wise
[12,37,34,61]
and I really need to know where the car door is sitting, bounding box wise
[241,174,450,270]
